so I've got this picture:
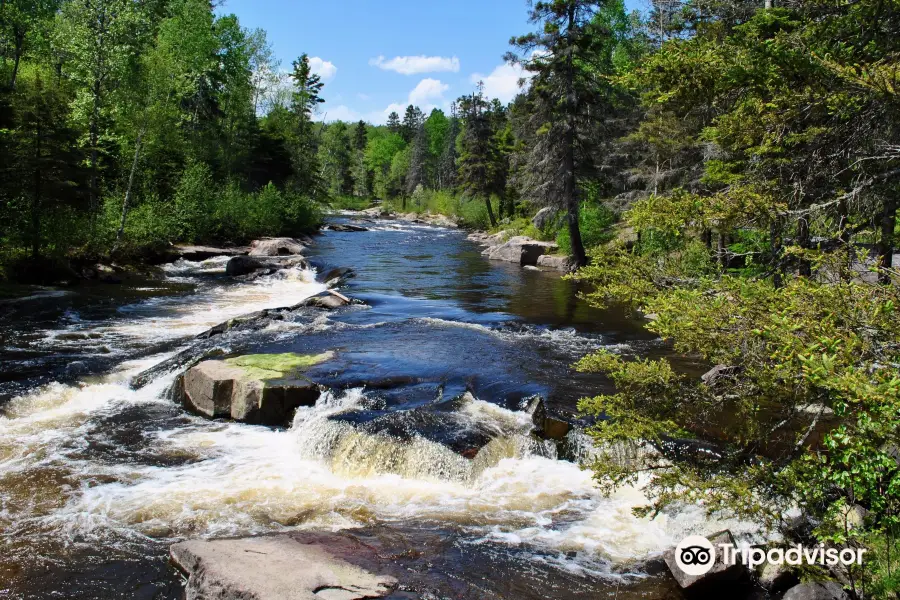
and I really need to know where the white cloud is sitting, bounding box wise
[308,56,337,81]
[471,62,530,103]
[317,105,361,122]
[370,55,460,75]
[408,78,450,106]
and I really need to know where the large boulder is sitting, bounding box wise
[483,236,558,266]
[249,237,306,257]
[536,254,574,272]
[782,582,849,600]
[174,245,248,261]
[664,530,749,591]
[224,255,264,277]
[531,206,556,230]
[523,396,572,441]
[181,353,333,425]
[170,534,397,600]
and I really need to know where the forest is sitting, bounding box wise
[2,0,900,597]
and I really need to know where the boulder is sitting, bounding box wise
[174,245,248,261]
[170,534,397,600]
[302,290,352,310]
[322,267,355,287]
[326,223,369,232]
[701,364,742,387]
[224,255,264,277]
[523,396,573,441]
[531,206,556,230]
[181,353,333,425]
[183,360,242,418]
[483,236,558,266]
[536,254,574,272]
[782,582,849,600]
[249,237,306,257]
[757,560,799,594]
[664,530,748,590]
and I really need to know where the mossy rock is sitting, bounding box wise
[224,352,334,381]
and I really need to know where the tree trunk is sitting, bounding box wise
[563,2,586,269]
[113,130,144,252]
[770,218,782,288]
[797,216,811,277]
[878,198,897,284]
[718,231,728,269]
[838,197,852,279]
[485,197,497,228]
[9,27,24,90]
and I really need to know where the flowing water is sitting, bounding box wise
[0,216,739,599]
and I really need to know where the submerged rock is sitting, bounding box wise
[321,267,355,287]
[249,237,307,257]
[326,223,369,232]
[483,236,558,267]
[302,290,352,309]
[180,352,333,425]
[170,533,397,600]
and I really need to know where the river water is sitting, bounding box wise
[0,215,739,599]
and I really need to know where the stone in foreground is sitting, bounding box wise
[782,582,849,600]
[171,534,397,600]
[181,353,332,425]
[536,254,573,272]
[664,530,748,590]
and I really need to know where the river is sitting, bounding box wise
[0,214,740,599]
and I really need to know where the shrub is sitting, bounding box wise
[556,203,617,254]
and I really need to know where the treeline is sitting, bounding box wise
[0,0,324,274]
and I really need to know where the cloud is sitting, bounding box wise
[370,55,460,75]
[470,61,534,104]
[308,56,337,81]
[408,78,450,106]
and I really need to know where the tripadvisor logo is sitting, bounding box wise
[674,535,867,576]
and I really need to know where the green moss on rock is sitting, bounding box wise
[224,352,333,380]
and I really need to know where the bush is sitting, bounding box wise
[556,203,617,254]
[329,196,372,211]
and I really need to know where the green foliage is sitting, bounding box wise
[556,204,617,254]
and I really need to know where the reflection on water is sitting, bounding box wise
[0,217,719,599]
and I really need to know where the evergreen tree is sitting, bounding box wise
[400,104,424,143]
[386,111,401,135]
[351,120,369,197]
[457,85,499,227]
[507,0,626,268]
[406,123,429,196]
[438,103,460,191]
[288,53,325,197]
[319,121,353,197]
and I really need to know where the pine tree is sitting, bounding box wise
[406,123,429,195]
[438,103,460,191]
[401,104,424,143]
[508,0,624,268]
[351,120,369,197]
[457,85,499,228]
[386,111,401,135]
[288,53,325,197]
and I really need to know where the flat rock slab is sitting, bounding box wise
[171,534,397,600]
[175,245,249,261]
[249,237,308,257]
[483,236,558,266]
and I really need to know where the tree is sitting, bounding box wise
[424,108,449,187]
[288,52,325,197]
[386,110,401,135]
[320,121,353,197]
[350,120,369,197]
[400,104,424,143]
[438,103,460,191]
[507,0,626,268]
[406,123,429,195]
[457,85,500,227]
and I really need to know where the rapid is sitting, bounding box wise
[0,216,741,598]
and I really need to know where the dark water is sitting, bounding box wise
[0,215,717,599]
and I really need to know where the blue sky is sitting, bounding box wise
[216,0,645,124]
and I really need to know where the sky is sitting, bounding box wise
[215,0,645,124]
